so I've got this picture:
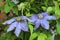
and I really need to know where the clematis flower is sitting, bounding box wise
[27,12,56,30]
[3,16,28,37]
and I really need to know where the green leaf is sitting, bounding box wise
[0,4,5,10]
[31,8,38,13]
[4,26,8,31]
[6,0,10,3]
[26,12,32,16]
[42,6,47,11]
[55,35,60,40]
[56,20,60,34]
[5,32,16,40]
[19,31,24,39]
[9,2,15,8]
[29,33,37,40]
[47,34,52,40]
[4,2,14,13]
[37,33,47,40]
[29,24,33,34]
[0,36,6,40]
[12,6,18,15]
[4,4,11,13]
[10,35,16,40]
[30,0,34,3]
[47,7,53,13]
[53,1,59,10]
[55,9,60,18]
[0,33,6,40]
[19,3,25,10]
[53,1,60,18]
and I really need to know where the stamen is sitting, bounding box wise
[16,17,21,21]
[39,14,44,19]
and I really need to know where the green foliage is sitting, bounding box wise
[30,0,34,3]
[55,9,60,18]
[19,31,24,40]
[26,12,32,16]
[0,32,16,40]
[6,0,10,3]
[29,32,37,40]
[53,1,60,18]
[4,2,15,13]
[0,33,7,40]
[47,7,53,13]
[55,35,60,40]
[37,33,47,40]
[28,24,33,34]
[12,6,18,15]
[19,3,25,10]
[47,34,52,40]
[42,6,47,11]
[56,20,60,34]
[0,5,4,10]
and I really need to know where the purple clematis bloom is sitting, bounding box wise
[27,12,56,30]
[3,16,28,37]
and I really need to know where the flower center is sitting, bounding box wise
[16,17,21,21]
[39,14,44,19]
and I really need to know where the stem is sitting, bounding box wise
[52,32,55,40]
[21,9,23,16]
[50,29,56,40]
[46,0,48,7]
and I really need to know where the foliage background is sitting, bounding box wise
[0,0,60,40]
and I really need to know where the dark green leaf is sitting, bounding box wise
[4,4,11,13]
[56,21,60,34]
[12,6,18,15]
[4,3,14,13]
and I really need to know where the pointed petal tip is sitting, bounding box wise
[14,32,19,37]
[2,18,16,25]
[14,27,21,37]
[40,20,50,30]
[2,23,6,25]
[7,29,11,32]
[45,16,56,20]
[52,16,56,20]
[45,27,49,30]
[34,20,41,30]
[2,21,8,25]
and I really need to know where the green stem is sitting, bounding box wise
[45,0,48,7]
[21,9,23,16]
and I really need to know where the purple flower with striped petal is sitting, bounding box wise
[27,12,56,30]
[3,16,28,37]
